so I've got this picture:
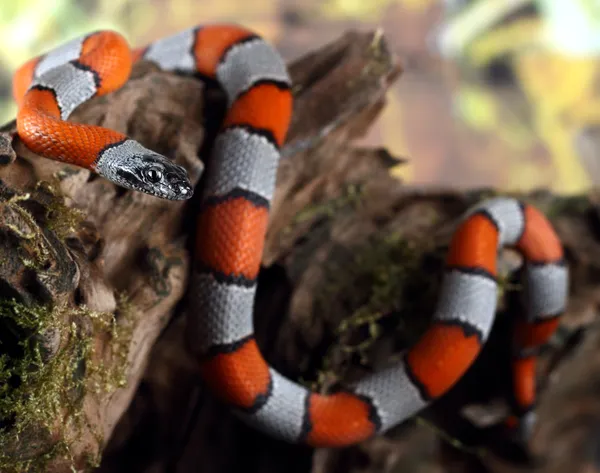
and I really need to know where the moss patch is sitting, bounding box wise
[0,182,87,275]
[285,183,364,233]
[309,231,443,390]
[306,198,518,392]
[543,193,590,220]
[0,294,136,473]
[42,191,87,244]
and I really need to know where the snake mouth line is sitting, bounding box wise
[125,183,194,201]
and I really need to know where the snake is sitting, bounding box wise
[11,24,568,448]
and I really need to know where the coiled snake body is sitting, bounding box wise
[11,24,568,447]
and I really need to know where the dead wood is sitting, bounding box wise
[0,28,599,473]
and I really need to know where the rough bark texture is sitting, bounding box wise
[0,30,598,473]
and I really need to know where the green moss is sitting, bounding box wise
[285,183,363,234]
[362,28,394,80]
[0,183,87,274]
[464,188,501,203]
[33,180,87,243]
[306,200,517,391]
[542,194,590,220]
[0,294,137,472]
[44,201,87,244]
[308,232,441,390]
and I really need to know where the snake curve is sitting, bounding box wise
[11,24,569,448]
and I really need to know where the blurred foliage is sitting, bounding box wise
[437,0,600,194]
[319,0,436,19]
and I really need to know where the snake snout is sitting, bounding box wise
[166,166,194,200]
[176,182,194,199]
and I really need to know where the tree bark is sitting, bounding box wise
[0,29,598,473]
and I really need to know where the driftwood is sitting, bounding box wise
[0,29,599,473]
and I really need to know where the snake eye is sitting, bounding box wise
[145,168,163,183]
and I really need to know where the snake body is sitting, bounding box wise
[12,24,568,448]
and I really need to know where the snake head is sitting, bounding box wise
[95,140,194,201]
[121,154,193,201]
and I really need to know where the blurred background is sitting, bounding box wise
[1,0,600,195]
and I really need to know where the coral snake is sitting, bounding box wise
[11,24,568,447]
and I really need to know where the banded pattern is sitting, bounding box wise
[11,24,569,448]
[190,187,567,446]
[14,30,192,200]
